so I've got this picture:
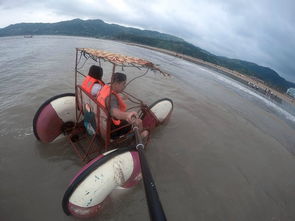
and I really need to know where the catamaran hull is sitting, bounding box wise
[63,149,141,218]
[149,98,173,124]
[33,93,76,143]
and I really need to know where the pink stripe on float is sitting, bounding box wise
[68,201,104,218]
[36,103,63,143]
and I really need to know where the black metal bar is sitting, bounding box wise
[133,126,167,221]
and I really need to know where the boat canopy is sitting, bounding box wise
[77,48,168,76]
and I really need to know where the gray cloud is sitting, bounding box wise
[0,0,294,82]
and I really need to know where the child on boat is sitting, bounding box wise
[81,65,105,96]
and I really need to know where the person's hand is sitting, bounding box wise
[121,93,129,100]
[126,111,138,124]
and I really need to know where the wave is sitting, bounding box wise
[202,68,295,123]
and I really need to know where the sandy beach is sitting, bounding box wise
[127,43,295,106]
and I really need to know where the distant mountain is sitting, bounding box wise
[0,18,294,92]
[0,18,183,42]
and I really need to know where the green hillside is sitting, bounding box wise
[1,18,294,92]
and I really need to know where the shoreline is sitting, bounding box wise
[127,42,295,106]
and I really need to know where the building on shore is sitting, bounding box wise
[287,88,295,98]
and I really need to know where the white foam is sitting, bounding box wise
[204,69,295,123]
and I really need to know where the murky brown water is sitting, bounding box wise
[1,36,295,221]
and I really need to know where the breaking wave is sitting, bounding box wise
[204,68,295,123]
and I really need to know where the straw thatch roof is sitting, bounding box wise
[78,48,168,76]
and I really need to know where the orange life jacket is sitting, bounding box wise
[97,85,127,125]
[81,76,104,94]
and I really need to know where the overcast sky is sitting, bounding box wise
[1,0,294,83]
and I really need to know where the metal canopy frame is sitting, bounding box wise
[69,48,164,162]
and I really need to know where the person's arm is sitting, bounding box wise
[107,94,137,123]
[111,108,137,124]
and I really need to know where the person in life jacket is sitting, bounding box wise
[81,65,105,96]
[97,72,149,139]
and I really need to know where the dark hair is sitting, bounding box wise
[88,65,103,80]
[112,72,126,83]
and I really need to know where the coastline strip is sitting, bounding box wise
[126,42,295,106]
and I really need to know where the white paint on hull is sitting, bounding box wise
[150,100,173,123]
[50,96,76,122]
[69,151,134,207]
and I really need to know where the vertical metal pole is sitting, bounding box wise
[112,63,116,75]
[75,49,79,122]
[106,63,116,151]
[109,63,116,107]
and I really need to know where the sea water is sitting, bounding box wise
[0,35,295,221]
